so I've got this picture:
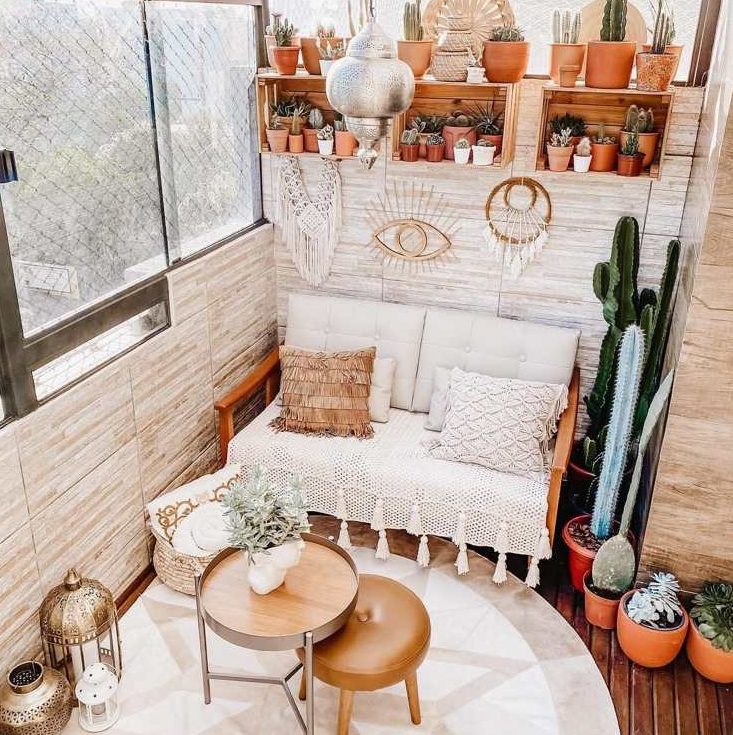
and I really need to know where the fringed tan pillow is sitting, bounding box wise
[271,346,376,438]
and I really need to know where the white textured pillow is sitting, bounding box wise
[426,368,568,477]
[424,366,451,431]
[369,357,397,423]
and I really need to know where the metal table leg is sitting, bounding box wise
[194,574,211,704]
[305,631,314,734]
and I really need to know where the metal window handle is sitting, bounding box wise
[0,150,17,183]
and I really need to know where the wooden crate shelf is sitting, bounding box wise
[535,83,676,179]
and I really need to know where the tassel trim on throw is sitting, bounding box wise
[539,384,570,467]
[492,521,510,585]
[455,542,469,575]
[407,503,422,536]
[371,498,385,531]
[337,520,351,549]
[417,534,430,567]
[452,512,467,545]
[375,529,390,560]
[525,528,552,588]
[525,557,541,588]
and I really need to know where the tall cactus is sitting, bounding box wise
[403,0,423,41]
[553,9,582,44]
[600,0,628,42]
[590,325,645,540]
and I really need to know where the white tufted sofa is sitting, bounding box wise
[217,294,580,586]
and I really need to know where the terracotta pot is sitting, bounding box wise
[482,40,530,83]
[584,571,622,630]
[562,515,597,592]
[442,125,476,160]
[479,133,503,155]
[686,620,733,684]
[265,34,277,67]
[271,46,300,76]
[288,133,304,153]
[585,41,636,89]
[619,131,659,168]
[590,141,619,172]
[547,144,574,172]
[265,128,289,153]
[642,43,683,80]
[617,152,644,176]
[617,591,689,667]
[636,52,676,92]
[417,132,429,158]
[397,40,433,78]
[335,130,356,157]
[549,43,586,85]
[299,37,321,75]
[400,143,420,162]
[559,65,582,87]
[303,128,319,153]
[426,143,445,162]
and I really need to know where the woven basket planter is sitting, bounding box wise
[432,50,469,81]
[152,528,217,596]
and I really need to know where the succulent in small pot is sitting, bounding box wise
[397,0,433,79]
[550,112,586,146]
[472,139,496,166]
[482,24,530,83]
[304,108,324,152]
[287,103,308,154]
[687,583,733,683]
[585,0,636,89]
[425,133,445,162]
[590,124,619,172]
[410,114,445,157]
[546,127,574,172]
[453,136,471,165]
[637,0,676,91]
[265,117,289,154]
[317,124,334,156]
[442,110,476,160]
[620,105,659,168]
[573,135,593,173]
[617,131,644,176]
[617,573,689,667]
[334,116,357,157]
[400,127,421,162]
[318,33,345,76]
[470,100,504,153]
[549,9,585,85]
[271,18,300,76]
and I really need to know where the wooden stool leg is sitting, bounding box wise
[337,689,354,735]
[298,672,306,701]
[405,671,421,725]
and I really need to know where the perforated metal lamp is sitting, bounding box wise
[325,0,415,169]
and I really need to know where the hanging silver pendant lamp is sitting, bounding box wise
[325,1,415,169]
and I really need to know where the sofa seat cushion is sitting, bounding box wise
[227,403,550,556]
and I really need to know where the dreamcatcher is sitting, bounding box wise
[483,177,552,277]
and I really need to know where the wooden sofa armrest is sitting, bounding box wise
[546,366,580,548]
[214,346,281,467]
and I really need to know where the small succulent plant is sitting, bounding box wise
[490,24,525,42]
[454,137,471,150]
[289,103,309,135]
[269,96,312,119]
[334,115,347,132]
[593,124,617,144]
[624,105,655,133]
[576,136,592,157]
[267,116,284,131]
[426,133,444,145]
[273,18,296,47]
[626,572,685,629]
[549,128,573,147]
[444,110,475,128]
[621,131,640,156]
[550,112,586,137]
[317,124,334,141]
[691,583,733,652]
[401,128,420,145]
[476,139,493,147]
[470,100,504,135]
[308,107,324,130]
[318,37,345,60]
[315,22,336,39]
[411,114,445,134]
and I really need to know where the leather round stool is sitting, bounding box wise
[298,573,431,734]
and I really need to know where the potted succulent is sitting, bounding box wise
[637,2,676,91]
[585,0,636,89]
[265,117,289,154]
[271,18,300,76]
[453,137,471,165]
[410,114,445,157]
[317,124,334,155]
[318,35,345,76]
[620,105,659,168]
[334,116,356,157]
[617,132,644,176]
[471,100,504,153]
[688,583,733,683]
[301,24,346,76]
[482,24,530,83]
[472,139,496,166]
[546,128,574,172]
[400,127,420,162]
[549,9,585,85]
[550,112,587,148]
[425,133,445,162]
[573,136,592,172]
[590,124,619,172]
[642,0,683,80]
[617,573,689,667]
[397,0,432,79]
[304,108,324,153]
[222,467,310,596]
[288,103,308,154]
[442,110,476,160]
[269,96,311,135]
[264,12,282,68]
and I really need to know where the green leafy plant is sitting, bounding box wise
[624,105,655,133]
[221,467,310,562]
[317,124,334,141]
[489,24,525,42]
[550,112,586,136]
[444,110,475,127]
[549,128,573,147]
[553,9,581,44]
[691,583,733,652]
[274,18,296,47]
[470,100,504,135]
[401,128,420,145]
[403,0,424,41]
[626,572,684,629]
[600,0,628,42]
[426,133,444,145]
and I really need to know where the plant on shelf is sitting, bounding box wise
[638,0,678,91]
[617,131,644,176]
[472,138,496,166]
[482,24,529,83]
[453,136,471,165]
[265,116,289,154]
[425,133,445,162]
[618,572,689,667]
[549,10,584,84]
[550,113,586,138]
[586,0,635,89]
[546,127,573,172]
[304,108,324,152]
[573,135,592,172]
[269,96,312,124]
[397,0,433,79]
[553,9,581,43]
[590,123,619,172]
[409,114,441,157]
[688,583,733,683]
[271,18,299,76]
[621,105,659,169]
[400,127,420,162]
[470,100,504,152]
[318,35,346,75]
[317,123,335,155]
[300,22,340,76]
[442,110,476,160]
[333,115,356,157]
[287,102,308,154]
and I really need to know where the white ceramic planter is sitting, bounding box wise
[318,139,334,155]
[573,154,592,173]
[247,539,305,595]
[320,60,334,76]
[454,147,471,165]
[472,144,496,166]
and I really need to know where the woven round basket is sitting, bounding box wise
[431,50,469,81]
[437,29,472,51]
[152,527,217,596]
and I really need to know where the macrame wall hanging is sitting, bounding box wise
[366,180,459,271]
[276,155,342,287]
[483,176,552,277]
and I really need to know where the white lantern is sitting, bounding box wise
[75,663,119,732]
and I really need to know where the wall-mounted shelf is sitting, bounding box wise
[535,83,676,179]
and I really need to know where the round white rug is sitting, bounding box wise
[62,537,619,735]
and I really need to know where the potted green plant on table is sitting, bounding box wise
[317,124,335,155]
[453,137,471,164]
[573,136,592,172]
[688,583,733,683]
[271,18,300,76]
[266,117,289,154]
[546,128,574,171]
[620,105,659,168]
[549,9,585,85]
[304,108,324,153]
[617,132,644,176]
[617,573,688,667]
[425,133,445,162]
[590,124,619,172]
[471,100,504,153]
[472,139,496,166]
[642,0,683,81]
[442,110,476,160]
[585,0,636,89]
[222,467,310,595]
[637,1,676,91]
[400,127,420,162]
[334,116,357,157]
[397,0,432,79]
[482,24,530,83]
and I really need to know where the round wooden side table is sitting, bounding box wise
[195,533,358,734]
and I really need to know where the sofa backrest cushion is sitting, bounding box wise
[285,293,426,410]
[411,307,580,413]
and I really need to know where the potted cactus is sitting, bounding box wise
[442,110,476,160]
[620,105,659,168]
[617,573,688,667]
[271,18,300,76]
[573,136,592,172]
[617,132,644,176]
[637,1,676,91]
[334,116,356,157]
[304,108,324,153]
[425,133,445,162]
[546,128,574,172]
[397,0,432,79]
[549,9,585,85]
[470,100,504,153]
[400,127,420,162]
[453,137,471,165]
[317,124,334,155]
[482,24,530,83]
[409,114,444,158]
[585,0,636,89]
[288,103,308,154]
[265,117,289,154]
[642,0,683,81]
[318,35,345,76]
[301,24,346,76]
[688,583,733,683]
[590,124,619,172]
[472,139,496,166]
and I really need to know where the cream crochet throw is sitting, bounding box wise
[276,155,342,287]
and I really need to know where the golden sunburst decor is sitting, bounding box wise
[367,180,460,270]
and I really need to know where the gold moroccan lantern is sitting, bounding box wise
[39,569,122,696]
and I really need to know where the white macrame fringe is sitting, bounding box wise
[483,223,549,279]
[371,498,384,531]
[337,520,351,549]
[455,542,469,575]
[525,528,553,588]
[492,521,510,584]
[452,512,467,545]
[376,529,390,560]
[417,534,430,567]
[407,503,422,536]
[525,557,541,588]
